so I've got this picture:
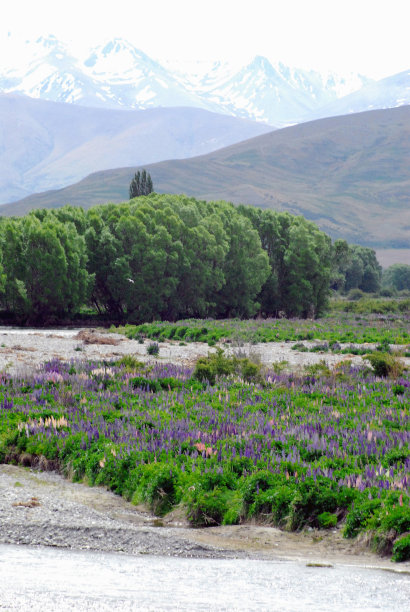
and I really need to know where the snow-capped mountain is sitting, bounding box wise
[309,69,410,119]
[82,39,211,110]
[0,35,407,126]
[0,35,111,107]
[172,57,371,125]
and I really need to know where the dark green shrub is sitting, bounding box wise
[287,479,338,530]
[193,358,216,384]
[130,376,161,392]
[175,326,188,340]
[158,377,183,391]
[247,484,295,526]
[344,498,382,538]
[379,287,395,297]
[347,288,365,301]
[330,342,341,351]
[242,471,277,507]
[198,470,236,492]
[193,349,235,383]
[304,361,332,377]
[365,352,404,377]
[393,384,405,395]
[383,448,410,467]
[116,355,145,371]
[238,358,263,383]
[270,485,296,525]
[229,457,254,476]
[318,511,338,529]
[133,464,178,516]
[187,487,232,526]
[193,349,263,385]
[147,342,160,356]
[146,468,177,515]
[291,342,308,352]
[310,342,329,352]
[377,506,410,535]
[392,534,410,562]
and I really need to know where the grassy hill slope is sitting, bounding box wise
[0,93,272,203]
[2,106,410,248]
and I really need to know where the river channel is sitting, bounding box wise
[1,543,409,611]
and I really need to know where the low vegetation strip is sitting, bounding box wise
[113,311,410,346]
[0,353,409,561]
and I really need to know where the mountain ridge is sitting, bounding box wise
[0,35,387,126]
[2,106,409,250]
[0,93,272,203]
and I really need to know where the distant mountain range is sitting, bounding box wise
[0,93,272,203]
[3,35,409,127]
[4,106,409,250]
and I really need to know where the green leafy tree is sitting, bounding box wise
[330,239,351,292]
[345,245,382,293]
[383,264,410,292]
[212,206,270,318]
[0,215,92,323]
[238,206,331,317]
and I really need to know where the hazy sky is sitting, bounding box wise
[2,0,409,78]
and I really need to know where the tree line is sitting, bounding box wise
[0,193,389,324]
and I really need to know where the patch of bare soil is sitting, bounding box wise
[74,329,121,345]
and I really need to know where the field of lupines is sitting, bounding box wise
[113,310,410,346]
[0,349,409,561]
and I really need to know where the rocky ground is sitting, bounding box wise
[0,325,396,376]
[0,327,409,570]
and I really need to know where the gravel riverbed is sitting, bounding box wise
[0,326,401,376]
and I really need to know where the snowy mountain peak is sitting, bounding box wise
[84,39,163,78]
[0,35,408,126]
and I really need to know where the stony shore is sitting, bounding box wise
[0,327,409,570]
[1,463,409,571]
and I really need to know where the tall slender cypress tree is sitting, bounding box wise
[129,171,141,199]
[129,169,153,198]
[140,169,147,196]
[146,173,153,195]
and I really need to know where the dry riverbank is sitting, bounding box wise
[1,463,409,572]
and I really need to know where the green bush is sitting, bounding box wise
[376,505,410,535]
[147,342,160,356]
[115,355,145,371]
[247,484,295,527]
[193,349,263,385]
[318,511,338,529]
[242,470,277,507]
[344,498,382,538]
[287,479,338,530]
[291,342,308,352]
[392,533,410,562]
[365,352,404,377]
[303,360,332,378]
[238,358,263,383]
[130,376,161,392]
[132,464,178,516]
[186,487,233,526]
[376,339,391,353]
[347,288,365,301]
